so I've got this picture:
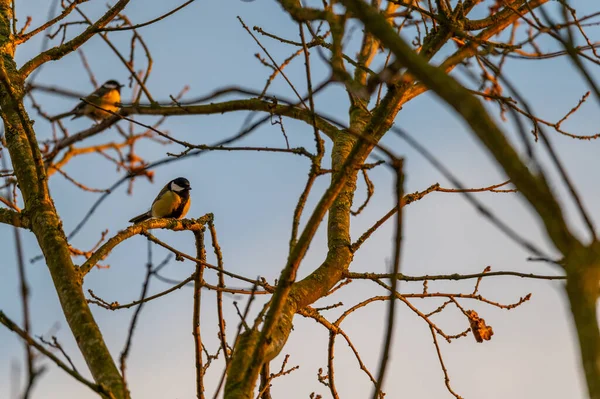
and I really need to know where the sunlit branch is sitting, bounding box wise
[79,214,212,276]
[0,207,29,228]
[15,0,87,44]
[20,0,131,77]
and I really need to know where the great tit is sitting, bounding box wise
[51,80,123,121]
[129,177,192,223]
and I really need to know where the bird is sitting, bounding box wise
[50,80,123,121]
[128,177,192,224]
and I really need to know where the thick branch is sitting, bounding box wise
[121,100,339,140]
[0,35,126,396]
[565,248,600,399]
[224,116,378,399]
[0,207,29,228]
[224,41,392,397]
[463,0,545,31]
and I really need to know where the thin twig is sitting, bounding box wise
[344,270,565,281]
[430,326,463,399]
[209,221,230,364]
[101,0,196,31]
[193,229,207,399]
[119,249,153,398]
[372,160,404,399]
[0,311,114,398]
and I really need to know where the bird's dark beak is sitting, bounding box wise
[188,187,192,190]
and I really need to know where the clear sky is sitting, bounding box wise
[1,1,599,399]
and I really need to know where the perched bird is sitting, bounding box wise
[51,80,123,121]
[129,177,192,223]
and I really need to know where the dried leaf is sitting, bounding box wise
[466,310,494,343]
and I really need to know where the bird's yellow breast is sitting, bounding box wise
[151,190,181,218]
[99,89,121,112]
[88,89,121,119]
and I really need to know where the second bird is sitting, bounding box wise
[129,177,192,223]
[52,80,123,121]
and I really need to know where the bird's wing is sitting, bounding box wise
[86,86,106,100]
[71,87,106,114]
[151,183,172,207]
[151,190,181,218]
[71,100,87,114]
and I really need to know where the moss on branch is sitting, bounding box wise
[0,207,29,228]
[0,6,127,394]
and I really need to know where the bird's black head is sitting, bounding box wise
[103,80,123,92]
[171,177,191,192]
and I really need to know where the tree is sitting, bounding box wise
[0,0,598,398]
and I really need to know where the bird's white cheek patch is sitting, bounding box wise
[171,182,185,192]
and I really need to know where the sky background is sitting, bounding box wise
[1,1,599,398]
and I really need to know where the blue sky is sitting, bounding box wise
[1,1,599,398]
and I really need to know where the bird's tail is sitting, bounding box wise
[129,211,152,224]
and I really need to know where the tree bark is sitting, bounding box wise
[0,3,125,397]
